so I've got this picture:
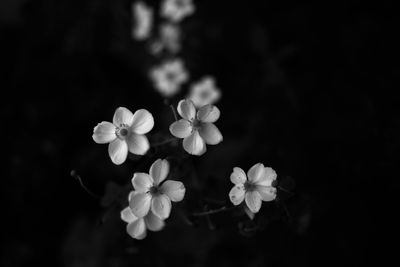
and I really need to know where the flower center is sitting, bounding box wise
[149,186,160,195]
[116,124,130,139]
[192,119,202,131]
[244,181,257,192]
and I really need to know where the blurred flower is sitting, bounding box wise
[92,107,154,165]
[188,76,221,108]
[150,23,181,55]
[121,192,165,240]
[160,0,195,22]
[169,99,223,155]
[132,1,153,40]
[149,59,188,97]
[229,164,277,213]
[130,159,186,219]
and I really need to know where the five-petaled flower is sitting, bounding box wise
[229,163,277,213]
[188,76,221,108]
[149,59,189,97]
[132,1,153,41]
[160,0,195,23]
[129,159,186,219]
[121,191,165,240]
[92,107,154,165]
[169,99,223,155]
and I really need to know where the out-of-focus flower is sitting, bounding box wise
[160,0,195,22]
[229,164,277,213]
[150,23,181,55]
[149,59,188,97]
[129,159,186,219]
[132,1,153,41]
[121,191,165,240]
[169,99,223,155]
[188,76,221,108]
[92,107,154,165]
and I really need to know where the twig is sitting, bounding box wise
[70,170,100,199]
[151,137,177,147]
[169,104,178,121]
[192,206,235,217]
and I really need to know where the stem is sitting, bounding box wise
[151,137,177,147]
[70,170,100,199]
[170,104,178,121]
[192,206,235,217]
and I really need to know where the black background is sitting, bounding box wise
[1,0,399,266]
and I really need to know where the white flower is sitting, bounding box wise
[121,191,165,240]
[92,107,154,165]
[229,163,277,213]
[129,159,186,219]
[132,1,153,41]
[188,76,221,108]
[150,23,181,55]
[149,59,188,97]
[169,99,223,155]
[160,0,195,23]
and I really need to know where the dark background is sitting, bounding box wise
[1,0,399,266]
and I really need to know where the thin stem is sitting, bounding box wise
[192,206,235,217]
[152,137,177,147]
[277,185,294,195]
[70,170,100,199]
[170,104,178,121]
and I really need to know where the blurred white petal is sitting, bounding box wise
[198,123,223,145]
[160,180,185,202]
[132,173,153,192]
[108,139,128,165]
[126,218,147,239]
[151,194,172,219]
[127,134,150,155]
[183,131,206,156]
[144,211,165,232]
[197,105,220,123]
[149,159,170,186]
[130,109,154,134]
[247,163,266,184]
[113,107,134,126]
[132,2,153,41]
[121,207,138,224]
[129,192,152,218]
[177,99,196,121]
[229,184,245,205]
[188,76,221,108]
[92,121,116,144]
[230,167,247,185]
[245,191,262,213]
[169,119,193,138]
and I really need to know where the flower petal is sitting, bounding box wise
[182,131,206,156]
[130,109,154,134]
[244,206,255,220]
[160,180,185,202]
[113,107,134,126]
[108,139,128,165]
[144,211,165,232]
[151,194,172,219]
[121,206,138,224]
[229,184,245,205]
[169,119,193,138]
[132,173,153,192]
[177,99,196,121]
[256,186,277,202]
[92,121,116,144]
[127,134,150,155]
[129,192,152,218]
[126,218,147,239]
[245,191,262,213]
[149,159,170,186]
[230,167,247,185]
[198,123,223,145]
[257,167,277,186]
[197,104,220,123]
[247,163,266,184]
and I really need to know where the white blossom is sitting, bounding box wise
[229,164,277,213]
[188,76,221,108]
[160,0,195,23]
[149,59,188,97]
[132,1,153,41]
[169,99,223,155]
[92,107,154,165]
[129,159,186,219]
[150,23,181,55]
[121,191,165,240]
